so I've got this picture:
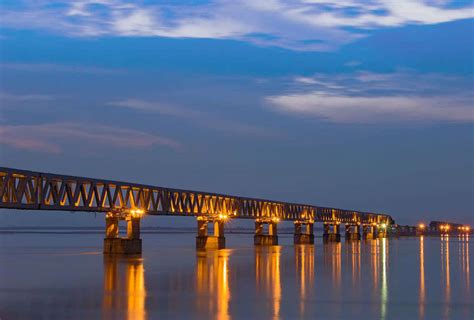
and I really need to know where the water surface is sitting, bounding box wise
[0,233,472,319]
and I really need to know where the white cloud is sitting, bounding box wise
[266,71,474,123]
[268,92,473,123]
[0,122,180,154]
[1,0,472,51]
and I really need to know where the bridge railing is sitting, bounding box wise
[0,167,391,224]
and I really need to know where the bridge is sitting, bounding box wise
[1,167,393,254]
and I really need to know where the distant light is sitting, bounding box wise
[272,217,280,223]
[419,223,425,229]
[380,223,387,229]
[445,225,450,231]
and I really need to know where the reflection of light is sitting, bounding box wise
[103,256,147,320]
[381,238,388,320]
[460,237,470,298]
[419,236,425,319]
[196,250,231,320]
[441,236,451,319]
[371,240,378,289]
[336,243,341,286]
[295,245,314,316]
[255,246,281,320]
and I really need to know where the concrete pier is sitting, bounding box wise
[104,214,142,255]
[362,225,376,240]
[345,224,361,241]
[323,223,341,242]
[254,220,278,245]
[377,228,387,238]
[196,218,226,250]
[294,221,314,244]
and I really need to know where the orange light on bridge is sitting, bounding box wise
[272,217,280,223]
[130,209,145,218]
[218,213,229,222]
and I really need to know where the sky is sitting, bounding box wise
[0,0,473,227]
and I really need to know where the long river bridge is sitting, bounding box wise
[0,166,404,254]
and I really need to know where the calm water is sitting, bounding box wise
[0,233,472,319]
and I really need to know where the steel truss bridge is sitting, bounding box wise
[0,167,391,224]
[0,167,391,225]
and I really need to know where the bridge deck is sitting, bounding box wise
[0,167,391,224]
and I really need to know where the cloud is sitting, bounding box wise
[108,98,273,137]
[0,92,55,102]
[0,63,125,74]
[1,0,472,51]
[266,71,474,123]
[0,122,180,154]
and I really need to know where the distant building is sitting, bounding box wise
[430,221,464,231]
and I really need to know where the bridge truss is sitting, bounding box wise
[0,167,391,224]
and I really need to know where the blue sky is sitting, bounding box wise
[0,0,473,226]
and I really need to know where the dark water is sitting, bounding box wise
[0,233,472,319]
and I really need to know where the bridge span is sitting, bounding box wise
[1,167,392,253]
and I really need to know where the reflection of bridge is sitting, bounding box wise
[1,167,393,253]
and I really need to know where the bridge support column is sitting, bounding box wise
[345,224,361,241]
[362,225,376,240]
[294,221,314,244]
[254,220,278,245]
[377,227,387,238]
[323,223,341,242]
[104,214,142,255]
[196,218,226,250]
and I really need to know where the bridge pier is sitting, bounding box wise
[362,225,377,240]
[294,221,314,244]
[104,213,142,255]
[323,223,341,242]
[345,224,361,241]
[254,219,279,245]
[196,217,226,250]
[377,225,388,238]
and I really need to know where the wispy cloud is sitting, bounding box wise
[0,63,125,74]
[108,98,272,137]
[1,0,472,51]
[0,92,55,102]
[266,71,474,123]
[0,122,180,154]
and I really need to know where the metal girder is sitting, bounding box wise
[0,167,391,224]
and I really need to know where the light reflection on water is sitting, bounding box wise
[255,246,281,320]
[103,256,146,320]
[195,249,231,320]
[441,235,451,319]
[419,236,425,319]
[294,244,314,316]
[0,234,473,319]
